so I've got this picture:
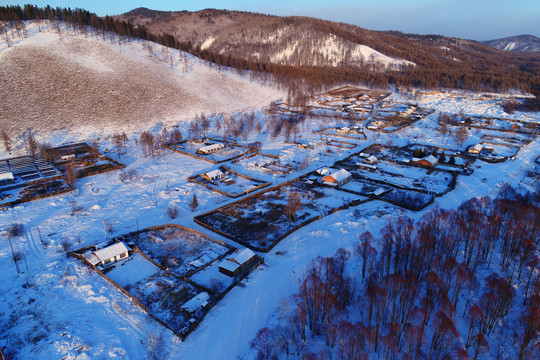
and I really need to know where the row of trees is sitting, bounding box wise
[138,128,182,157]
[251,192,539,359]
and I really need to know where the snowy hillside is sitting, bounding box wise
[483,34,540,52]
[268,34,414,68]
[0,21,283,142]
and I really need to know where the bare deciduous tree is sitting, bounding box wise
[455,126,469,150]
[166,204,179,219]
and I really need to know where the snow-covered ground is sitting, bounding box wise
[0,25,539,359]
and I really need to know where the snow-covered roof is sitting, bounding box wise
[93,242,129,262]
[470,143,483,152]
[219,259,240,273]
[316,167,330,175]
[199,143,224,152]
[182,292,210,313]
[84,253,101,266]
[324,169,351,182]
[366,155,378,163]
[357,163,377,170]
[219,248,256,273]
[424,155,438,165]
[372,188,387,196]
[232,248,256,265]
[0,172,14,181]
[205,169,223,178]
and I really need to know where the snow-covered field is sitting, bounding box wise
[0,22,539,360]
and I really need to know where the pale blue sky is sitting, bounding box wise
[2,0,539,40]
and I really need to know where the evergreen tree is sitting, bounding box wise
[189,193,198,211]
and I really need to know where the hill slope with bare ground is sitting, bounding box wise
[0,21,282,141]
[116,8,414,69]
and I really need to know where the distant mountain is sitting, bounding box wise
[483,35,540,52]
[116,8,514,70]
[114,8,540,92]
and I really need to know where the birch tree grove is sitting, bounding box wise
[252,190,539,359]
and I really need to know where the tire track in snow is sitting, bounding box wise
[24,228,43,259]
[110,301,146,339]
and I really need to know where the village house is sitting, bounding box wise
[203,169,224,182]
[181,292,210,316]
[218,248,257,277]
[411,155,438,167]
[337,126,351,134]
[469,143,483,154]
[363,155,378,164]
[196,143,225,155]
[322,168,352,187]
[86,242,130,267]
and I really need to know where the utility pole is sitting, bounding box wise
[103,220,108,238]
[8,237,20,273]
[22,252,29,271]
[36,226,43,244]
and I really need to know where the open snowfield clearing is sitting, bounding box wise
[0,21,283,142]
[106,252,161,287]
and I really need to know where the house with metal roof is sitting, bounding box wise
[203,169,224,181]
[322,168,352,187]
[90,242,130,266]
[197,143,225,155]
[218,248,256,277]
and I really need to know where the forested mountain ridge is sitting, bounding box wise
[115,8,540,92]
[1,5,539,93]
